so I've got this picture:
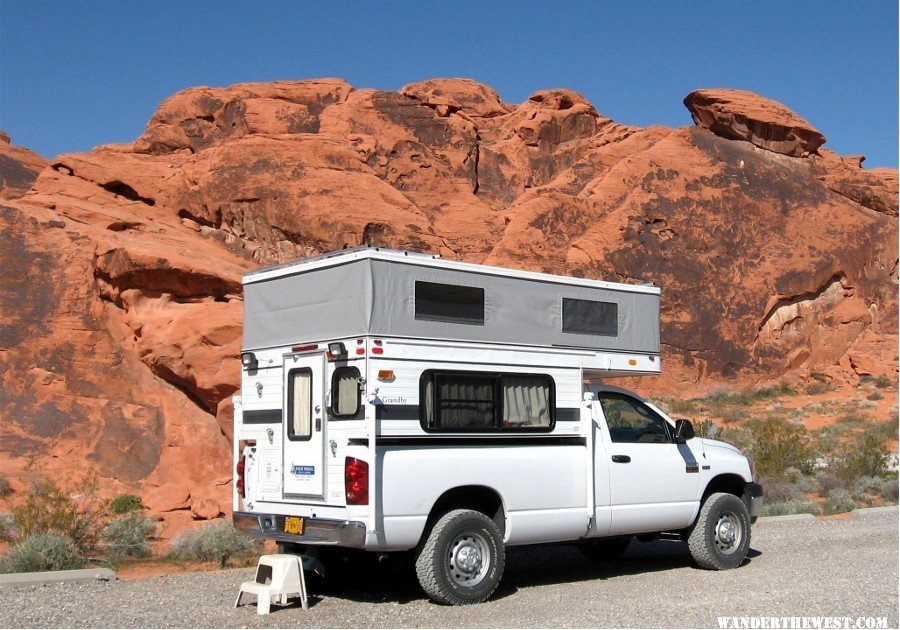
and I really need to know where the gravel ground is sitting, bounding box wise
[1,511,897,628]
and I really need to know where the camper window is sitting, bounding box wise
[420,371,555,432]
[562,298,618,336]
[331,367,361,418]
[287,368,312,441]
[414,281,485,325]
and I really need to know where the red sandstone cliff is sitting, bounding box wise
[0,79,896,522]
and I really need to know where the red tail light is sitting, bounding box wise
[236,456,246,498]
[345,457,369,505]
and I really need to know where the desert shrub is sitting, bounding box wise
[759,478,804,503]
[881,478,899,504]
[0,514,15,542]
[851,475,887,497]
[869,420,899,444]
[816,471,845,495]
[823,488,856,514]
[836,412,867,428]
[0,533,84,573]
[741,417,816,480]
[831,433,890,486]
[761,499,821,517]
[102,512,156,559]
[805,381,833,395]
[874,374,893,389]
[810,372,828,383]
[715,408,745,424]
[666,398,698,415]
[11,477,107,553]
[782,467,814,492]
[170,520,259,567]
[109,494,143,515]
[0,476,12,498]
[866,391,884,401]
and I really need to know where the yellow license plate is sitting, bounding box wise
[284,516,304,535]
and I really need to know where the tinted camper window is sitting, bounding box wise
[562,298,618,336]
[420,371,555,432]
[415,281,485,325]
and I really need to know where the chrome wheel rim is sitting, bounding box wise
[448,532,490,587]
[714,511,742,554]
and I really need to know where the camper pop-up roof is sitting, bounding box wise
[242,247,660,361]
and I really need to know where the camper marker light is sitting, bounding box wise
[240,352,257,369]
[377,370,394,380]
[291,343,318,353]
[628,358,637,366]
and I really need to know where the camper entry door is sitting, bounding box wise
[282,352,326,499]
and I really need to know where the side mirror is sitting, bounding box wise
[673,419,695,443]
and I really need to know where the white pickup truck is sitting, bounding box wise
[232,248,764,604]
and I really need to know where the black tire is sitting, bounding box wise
[688,492,751,570]
[579,535,632,561]
[415,509,505,605]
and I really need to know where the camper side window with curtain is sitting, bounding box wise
[331,367,361,418]
[420,371,554,432]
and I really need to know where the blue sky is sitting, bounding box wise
[2,1,897,167]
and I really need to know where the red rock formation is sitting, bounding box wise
[1,79,896,527]
[0,132,48,199]
[684,89,826,157]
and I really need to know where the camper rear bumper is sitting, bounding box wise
[233,511,367,548]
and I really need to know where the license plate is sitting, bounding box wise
[284,516,304,535]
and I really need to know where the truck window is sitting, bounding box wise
[420,371,555,432]
[331,366,360,418]
[562,298,618,336]
[415,281,485,325]
[598,393,670,443]
[287,368,312,441]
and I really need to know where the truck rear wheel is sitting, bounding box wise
[688,492,751,570]
[579,535,632,561]
[415,509,505,605]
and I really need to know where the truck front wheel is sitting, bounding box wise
[688,492,751,570]
[415,509,505,605]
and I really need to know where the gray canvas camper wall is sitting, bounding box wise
[242,247,660,356]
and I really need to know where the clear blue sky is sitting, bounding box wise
[2,1,897,167]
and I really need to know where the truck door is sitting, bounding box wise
[595,391,700,535]
[282,353,326,500]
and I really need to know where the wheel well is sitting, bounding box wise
[702,473,747,502]
[424,485,505,539]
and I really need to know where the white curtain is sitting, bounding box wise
[292,371,311,438]
[335,371,358,415]
[502,376,551,428]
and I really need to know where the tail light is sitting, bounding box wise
[236,456,246,498]
[345,457,369,505]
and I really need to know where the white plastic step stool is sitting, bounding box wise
[235,554,308,614]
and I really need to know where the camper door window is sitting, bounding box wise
[420,371,555,432]
[287,368,313,441]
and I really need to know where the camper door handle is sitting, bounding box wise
[611,455,631,463]
[315,418,321,432]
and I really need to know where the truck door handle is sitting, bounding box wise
[611,455,631,463]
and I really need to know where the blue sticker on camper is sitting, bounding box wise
[291,465,315,476]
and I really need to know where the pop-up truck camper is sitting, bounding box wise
[233,247,763,605]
